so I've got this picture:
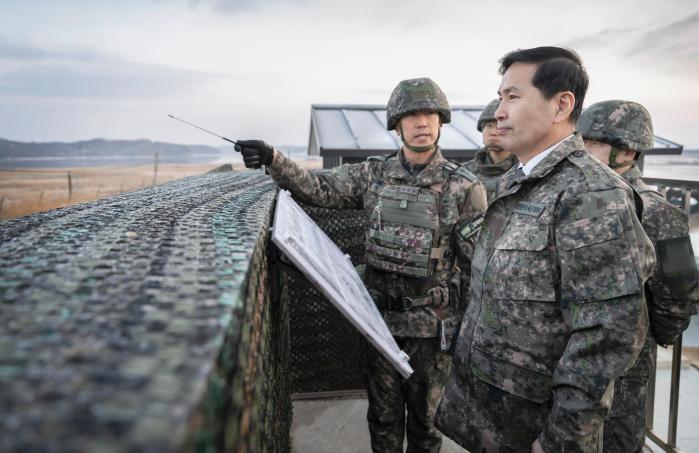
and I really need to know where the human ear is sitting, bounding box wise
[553,91,575,124]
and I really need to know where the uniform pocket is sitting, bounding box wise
[609,376,648,417]
[557,212,641,302]
[490,220,555,301]
[469,347,552,404]
[557,211,624,251]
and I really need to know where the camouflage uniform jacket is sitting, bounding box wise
[267,147,488,337]
[435,134,655,452]
[603,165,699,451]
[619,165,699,378]
[464,148,518,202]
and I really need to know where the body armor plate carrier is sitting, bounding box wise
[366,184,449,279]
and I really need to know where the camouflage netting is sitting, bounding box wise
[0,171,291,452]
[284,203,368,394]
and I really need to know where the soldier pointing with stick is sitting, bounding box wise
[233,78,487,452]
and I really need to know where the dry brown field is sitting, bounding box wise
[0,160,323,220]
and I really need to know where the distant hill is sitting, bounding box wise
[0,137,222,168]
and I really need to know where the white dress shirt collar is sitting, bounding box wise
[518,134,574,176]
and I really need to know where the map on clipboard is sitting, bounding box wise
[271,190,413,378]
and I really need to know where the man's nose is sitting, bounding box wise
[415,115,429,126]
[494,100,506,120]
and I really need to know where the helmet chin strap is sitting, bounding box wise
[398,125,440,153]
[608,146,635,169]
[485,144,505,153]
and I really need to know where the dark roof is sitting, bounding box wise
[308,104,683,157]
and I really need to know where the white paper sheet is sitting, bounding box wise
[271,190,413,378]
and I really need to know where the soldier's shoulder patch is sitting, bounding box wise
[454,166,478,182]
[443,162,477,182]
[442,160,458,172]
[457,214,484,240]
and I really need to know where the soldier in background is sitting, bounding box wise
[465,98,518,202]
[435,46,656,452]
[578,100,699,453]
[235,78,487,452]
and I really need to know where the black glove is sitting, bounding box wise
[235,139,275,169]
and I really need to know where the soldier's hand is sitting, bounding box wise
[235,139,275,168]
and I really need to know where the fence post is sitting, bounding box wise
[152,152,159,186]
[68,171,73,199]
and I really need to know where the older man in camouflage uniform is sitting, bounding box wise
[578,100,699,453]
[235,78,487,452]
[465,99,518,202]
[435,47,656,453]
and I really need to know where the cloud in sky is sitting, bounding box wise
[0,32,242,100]
[186,0,308,14]
[627,11,699,64]
[1,64,213,99]
[0,34,56,60]
[566,11,699,71]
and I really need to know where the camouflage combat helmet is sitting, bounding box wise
[577,100,654,152]
[477,99,501,132]
[386,78,451,131]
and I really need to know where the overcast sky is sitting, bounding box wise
[1,0,698,148]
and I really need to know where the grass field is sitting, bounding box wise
[0,160,322,220]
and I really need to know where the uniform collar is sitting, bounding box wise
[620,164,643,184]
[384,147,448,187]
[472,148,518,176]
[518,134,573,176]
[499,133,584,193]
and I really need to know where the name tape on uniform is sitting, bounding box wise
[513,201,545,217]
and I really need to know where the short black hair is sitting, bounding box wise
[499,46,589,122]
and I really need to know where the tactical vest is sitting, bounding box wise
[366,184,446,278]
[365,160,467,280]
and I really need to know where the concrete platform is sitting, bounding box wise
[292,358,699,452]
[647,364,699,452]
[291,393,466,452]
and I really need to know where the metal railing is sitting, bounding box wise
[643,177,698,453]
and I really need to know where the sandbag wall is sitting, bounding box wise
[0,171,291,452]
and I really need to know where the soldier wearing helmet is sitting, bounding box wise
[463,99,517,201]
[236,77,487,452]
[579,100,699,453]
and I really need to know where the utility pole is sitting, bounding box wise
[152,152,159,186]
[68,171,73,199]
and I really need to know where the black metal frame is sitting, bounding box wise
[643,178,697,453]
